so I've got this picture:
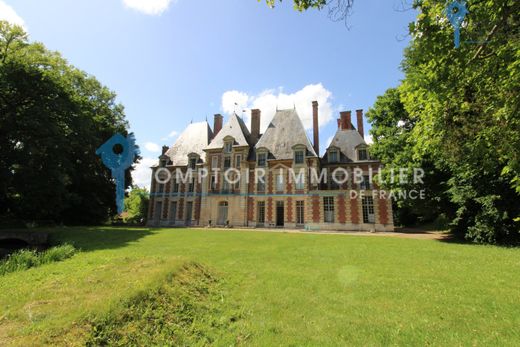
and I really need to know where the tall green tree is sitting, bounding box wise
[123,187,149,224]
[0,21,136,225]
[367,88,454,226]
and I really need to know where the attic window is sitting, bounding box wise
[189,157,197,170]
[160,160,167,167]
[224,141,233,153]
[257,152,267,167]
[328,150,338,163]
[294,150,304,164]
[358,148,368,161]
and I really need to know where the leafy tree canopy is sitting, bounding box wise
[0,21,137,225]
[368,0,520,243]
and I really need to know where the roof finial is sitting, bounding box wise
[293,101,296,110]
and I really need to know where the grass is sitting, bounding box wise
[0,244,77,276]
[1,227,520,346]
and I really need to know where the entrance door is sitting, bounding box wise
[276,201,284,227]
[185,202,193,226]
[218,201,228,225]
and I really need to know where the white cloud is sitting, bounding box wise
[122,0,175,15]
[144,142,161,153]
[365,134,373,145]
[221,84,334,133]
[168,130,178,138]
[0,1,26,29]
[132,157,157,188]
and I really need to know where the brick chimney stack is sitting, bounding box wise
[213,114,223,137]
[340,111,352,130]
[251,109,261,144]
[337,118,341,129]
[356,109,364,138]
[312,101,319,155]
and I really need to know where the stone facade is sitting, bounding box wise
[148,101,394,232]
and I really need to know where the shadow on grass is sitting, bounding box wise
[48,226,156,252]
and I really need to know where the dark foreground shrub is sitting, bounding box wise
[0,244,77,276]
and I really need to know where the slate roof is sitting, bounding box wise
[326,129,367,162]
[165,121,213,166]
[255,109,317,160]
[206,113,251,150]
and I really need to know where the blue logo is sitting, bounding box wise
[446,1,468,48]
[96,133,139,214]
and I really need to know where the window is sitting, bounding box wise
[158,183,164,194]
[222,178,230,193]
[224,157,231,169]
[189,157,197,170]
[257,179,265,193]
[170,202,177,223]
[211,156,219,169]
[257,201,265,224]
[362,196,375,223]
[324,196,335,223]
[234,175,240,190]
[224,142,232,153]
[358,148,368,161]
[210,175,217,191]
[257,152,267,167]
[360,175,371,190]
[294,150,304,164]
[275,174,284,192]
[172,179,179,193]
[328,150,338,163]
[296,201,304,225]
[295,173,305,190]
[160,160,167,167]
[235,154,242,168]
[188,178,195,193]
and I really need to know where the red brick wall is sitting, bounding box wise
[248,170,255,193]
[312,195,320,223]
[350,195,359,224]
[338,194,346,224]
[194,198,201,221]
[378,196,388,224]
[178,198,184,220]
[287,197,293,223]
[267,172,273,194]
[248,197,254,221]
[162,198,169,219]
[267,197,273,222]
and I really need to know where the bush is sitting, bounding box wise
[0,244,77,276]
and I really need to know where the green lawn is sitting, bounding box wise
[1,227,520,346]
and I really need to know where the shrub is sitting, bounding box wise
[0,244,77,276]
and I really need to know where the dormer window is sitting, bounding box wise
[328,150,338,163]
[224,141,233,153]
[160,160,167,167]
[358,148,368,161]
[257,152,267,167]
[189,157,197,170]
[294,150,304,164]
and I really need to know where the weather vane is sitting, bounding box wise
[446,1,468,48]
[96,133,139,214]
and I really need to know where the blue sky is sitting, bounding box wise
[1,0,417,187]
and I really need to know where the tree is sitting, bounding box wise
[0,21,137,225]
[367,88,454,227]
[398,0,520,243]
[262,0,354,22]
[123,187,149,224]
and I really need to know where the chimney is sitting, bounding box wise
[161,146,169,155]
[356,109,364,138]
[340,111,352,130]
[312,101,319,155]
[213,114,223,137]
[337,118,341,129]
[251,109,261,144]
